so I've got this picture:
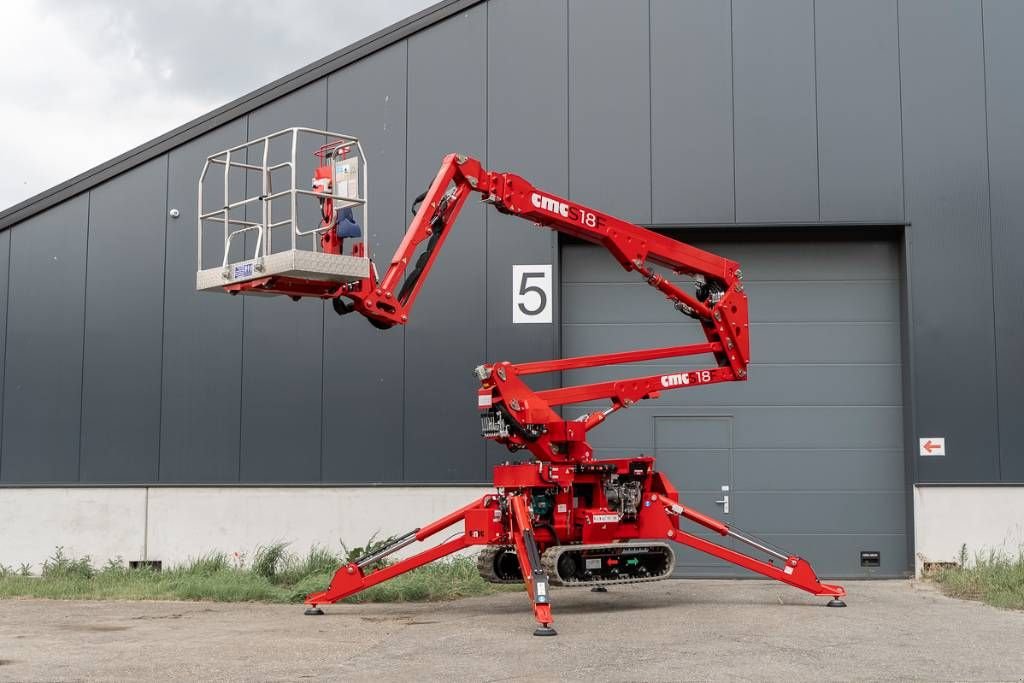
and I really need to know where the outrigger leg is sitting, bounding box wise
[650,493,847,604]
[304,495,501,612]
[508,494,557,636]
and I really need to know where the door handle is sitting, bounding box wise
[715,495,730,514]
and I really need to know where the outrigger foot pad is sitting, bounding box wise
[533,625,557,636]
[304,607,325,616]
[826,599,847,608]
[591,586,608,593]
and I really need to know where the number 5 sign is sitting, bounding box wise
[513,265,552,324]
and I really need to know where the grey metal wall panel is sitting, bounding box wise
[0,231,9,478]
[484,0,566,470]
[562,236,906,575]
[324,42,408,482]
[659,449,731,491]
[983,0,1024,481]
[80,158,167,482]
[564,281,898,324]
[734,449,904,491]
[568,0,651,223]
[562,236,900,281]
[1,197,87,482]
[404,6,488,481]
[899,0,999,481]
[574,404,903,451]
[814,0,903,222]
[650,0,734,223]
[564,321,900,365]
[732,0,819,222]
[741,492,905,533]
[159,121,246,482]
[239,84,327,482]
[757,532,906,577]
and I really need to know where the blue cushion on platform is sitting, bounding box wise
[337,207,362,238]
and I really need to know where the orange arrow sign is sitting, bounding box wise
[922,440,941,454]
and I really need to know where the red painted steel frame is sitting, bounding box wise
[226,153,845,631]
[327,154,751,382]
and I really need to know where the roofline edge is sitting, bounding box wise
[0,0,482,231]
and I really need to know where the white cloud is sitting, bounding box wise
[0,0,434,210]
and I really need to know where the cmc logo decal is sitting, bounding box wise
[660,373,690,388]
[530,192,600,228]
[530,192,570,217]
[660,370,713,388]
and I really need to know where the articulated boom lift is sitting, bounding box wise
[198,129,845,636]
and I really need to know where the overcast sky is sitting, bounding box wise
[0,0,435,211]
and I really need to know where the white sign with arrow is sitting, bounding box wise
[919,437,945,456]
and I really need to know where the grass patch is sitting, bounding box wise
[930,545,1024,610]
[0,544,519,605]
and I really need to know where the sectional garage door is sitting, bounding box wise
[560,235,907,578]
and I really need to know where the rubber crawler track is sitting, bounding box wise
[477,543,676,587]
[541,542,676,587]
[476,545,523,584]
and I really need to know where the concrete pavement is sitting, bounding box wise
[1,580,1022,681]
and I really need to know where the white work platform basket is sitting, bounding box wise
[196,127,371,296]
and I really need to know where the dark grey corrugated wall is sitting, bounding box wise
[0,0,1021,488]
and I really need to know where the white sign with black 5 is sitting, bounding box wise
[512,265,552,324]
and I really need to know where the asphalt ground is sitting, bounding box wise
[1,579,1022,681]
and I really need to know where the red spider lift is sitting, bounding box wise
[198,129,846,636]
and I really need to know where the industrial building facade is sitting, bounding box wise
[0,0,1021,579]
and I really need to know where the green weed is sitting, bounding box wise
[0,542,518,605]
[931,546,1024,611]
